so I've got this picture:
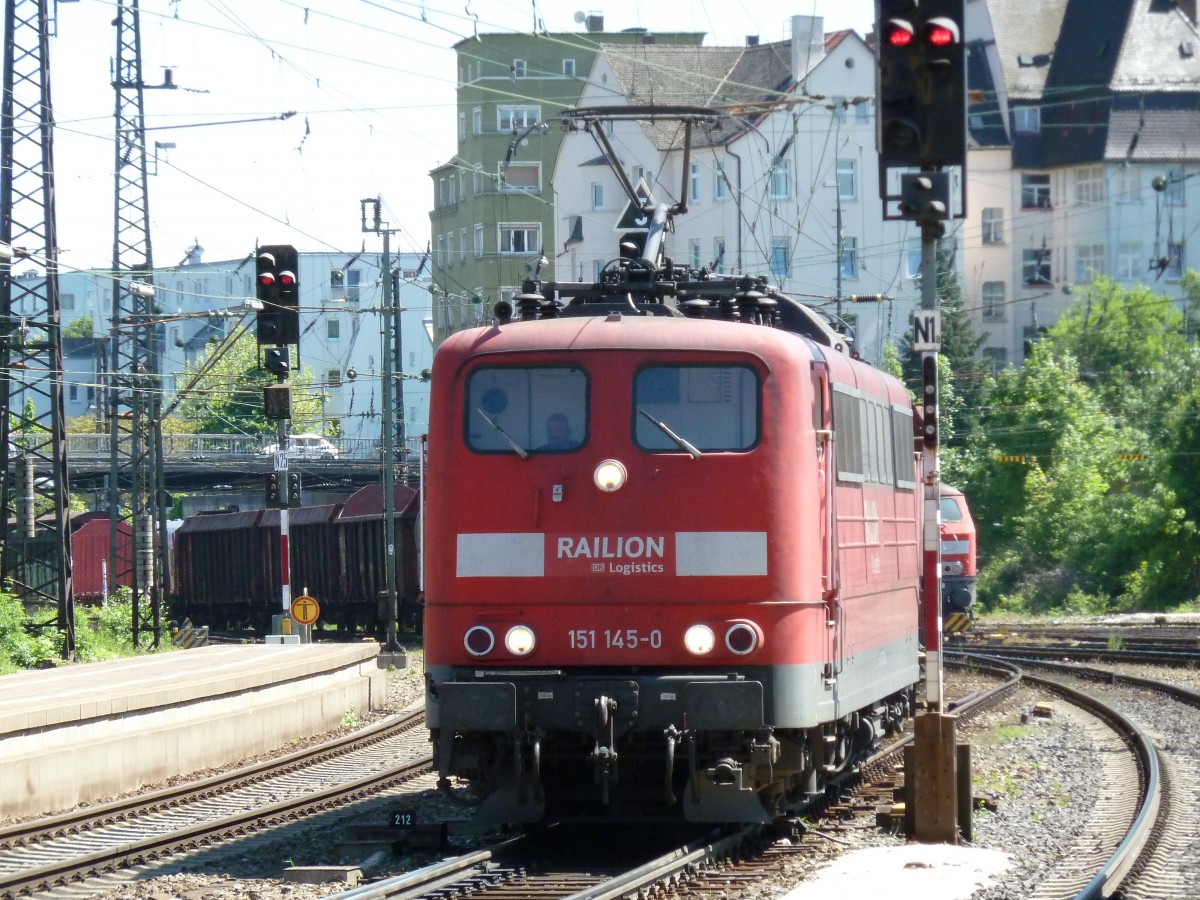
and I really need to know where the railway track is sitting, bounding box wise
[6,652,1187,899]
[0,709,431,899]
[313,662,1024,900]
[965,654,1200,899]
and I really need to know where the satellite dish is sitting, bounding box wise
[573,10,586,23]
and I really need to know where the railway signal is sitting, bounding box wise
[264,383,291,420]
[255,244,301,345]
[876,0,966,169]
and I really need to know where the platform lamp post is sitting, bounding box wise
[361,197,402,651]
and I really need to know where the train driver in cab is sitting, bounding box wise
[540,412,579,451]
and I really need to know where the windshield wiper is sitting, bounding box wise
[476,409,530,459]
[638,408,702,459]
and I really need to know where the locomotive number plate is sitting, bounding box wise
[570,628,663,650]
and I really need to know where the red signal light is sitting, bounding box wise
[258,272,276,288]
[885,19,914,47]
[927,25,954,46]
[278,271,296,287]
[924,17,959,47]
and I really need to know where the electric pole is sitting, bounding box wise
[0,0,76,658]
[362,197,402,650]
[108,0,174,647]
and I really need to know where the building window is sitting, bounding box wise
[982,207,1003,244]
[906,238,922,280]
[458,112,466,142]
[981,281,1005,319]
[1022,248,1052,285]
[855,98,871,122]
[831,98,847,124]
[1075,165,1105,204]
[474,224,484,256]
[562,58,576,77]
[689,239,702,270]
[346,269,361,302]
[1013,105,1040,134]
[1117,240,1142,279]
[840,237,858,279]
[1021,173,1051,209]
[436,234,444,265]
[61,292,75,310]
[769,161,790,200]
[499,224,540,254]
[714,162,727,200]
[327,319,340,340]
[982,347,1007,374]
[472,107,482,135]
[501,161,539,192]
[836,159,857,200]
[498,105,539,132]
[328,369,342,386]
[512,58,527,78]
[690,163,702,202]
[68,383,78,402]
[1075,243,1105,283]
[591,182,604,210]
[770,237,790,279]
[1164,167,1187,206]
[713,238,726,273]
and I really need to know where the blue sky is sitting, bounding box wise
[45,0,874,273]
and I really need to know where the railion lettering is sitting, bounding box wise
[556,535,666,560]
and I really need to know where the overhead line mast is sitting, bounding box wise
[108,0,175,647]
[0,0,75,657]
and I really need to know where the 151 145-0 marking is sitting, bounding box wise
[570,628,663,650]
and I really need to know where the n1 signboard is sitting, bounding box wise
[912,309,942,351]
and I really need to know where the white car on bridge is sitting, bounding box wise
[260,433,339,460]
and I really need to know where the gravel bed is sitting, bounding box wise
[35,660,1191,899]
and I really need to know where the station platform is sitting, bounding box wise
[0,642,386,821]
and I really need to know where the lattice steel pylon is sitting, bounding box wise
[108,0,167,647]
[0,0,76,657]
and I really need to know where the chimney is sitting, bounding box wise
[746,35,760,47]
[790,15,825,81]
[586,13,604,32]
[183,240,204,266]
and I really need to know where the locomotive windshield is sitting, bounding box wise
[939,497,964,521]
[465,365,587,454]
[633,364,759,452]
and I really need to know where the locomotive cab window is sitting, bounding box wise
[465,366,587,454]
[633,364,758,452]
[940,497,964,521]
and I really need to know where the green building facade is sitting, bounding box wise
[429,23,705,344]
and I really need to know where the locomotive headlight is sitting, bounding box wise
[504,625,537,656]
[464,625,495,657]
[942,561,965,576]
[593,459,628,492]
[684,624,716,655]
[724,621,762,655]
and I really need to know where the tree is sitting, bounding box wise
[900,239,990,447]
[176,332,321,435]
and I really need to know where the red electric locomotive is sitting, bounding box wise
[940,485,977,632]
[423,106,922,826]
